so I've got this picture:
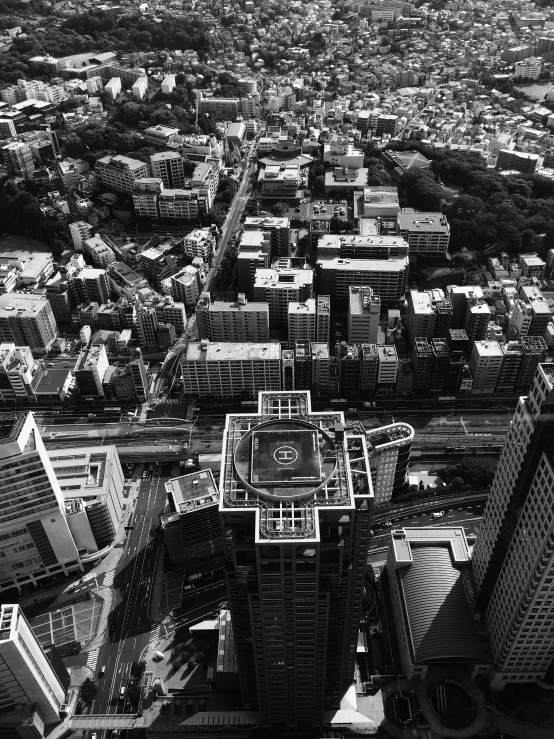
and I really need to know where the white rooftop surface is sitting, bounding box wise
[184,342,281,362]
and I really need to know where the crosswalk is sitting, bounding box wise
[86,649,99,671]
[148,623,161,648]
[102,570,116,587]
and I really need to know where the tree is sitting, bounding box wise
[130,660,146,680]
[273,202,288,217]
[64,133,86,157]
[80,678,98,707]
[457,457,498,487]
[399,169,445,211]
[451,477,464,490]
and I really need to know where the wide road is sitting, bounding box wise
[92,470,167,716]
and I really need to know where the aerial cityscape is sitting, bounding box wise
[1,0,554,738]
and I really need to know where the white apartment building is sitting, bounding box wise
[181,341,281,398]
[86,75,103,94]
[513,57,543,80]
[469,340,503,393]
[69,220,93,251]
[161,73,176,94]
[396,211,450,257]
[0,293,58,354]
[73,344,109,397]
[150,151,186,189]
[83,235,116,267]
[243,217,290,259]
[288,299,316,348]
[132,177,162,219]
[317,255,409,302]
[0,343,37,402]
[0,604,67,727]
[183,228,216,260]
[2,141,34,179]
[348,285,381,344]
[377,345,398,388]
[104,76,121,101]
[132,75,148,100]
[311,342,331,393]
[253,264,314,325]
[196,293,270,343]
[472,363,554,687]
[0,414,82,594]
[96,154,149,194]
[170,265,201,306]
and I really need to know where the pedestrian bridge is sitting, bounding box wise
[70,714,146,730]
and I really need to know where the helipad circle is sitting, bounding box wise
[233,418,338,501]
[274,446,298,465]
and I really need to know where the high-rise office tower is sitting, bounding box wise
[472,362,554,689]
[0,604,69,732]
[0,414,82,594]
[220,391,373,735]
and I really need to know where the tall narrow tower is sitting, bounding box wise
[472,362,554,689]
[219,391,373,735]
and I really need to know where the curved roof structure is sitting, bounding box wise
[399,546,491,664]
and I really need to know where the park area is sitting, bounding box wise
[29,594,102,648]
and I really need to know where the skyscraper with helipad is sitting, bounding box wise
[219,391,373,736]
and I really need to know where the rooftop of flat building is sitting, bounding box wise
[254,267,313,287]
[473,340,503,357]
[397,210,449,231]
[317,255,409,271]
[184,341,281,363]
[244,216,289,227]
[366,422,414,452]
[164,469,218,515]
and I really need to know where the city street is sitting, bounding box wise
[92,470,166,715]
[204,139,258,293]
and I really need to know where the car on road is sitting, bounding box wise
[98,665,106,678]
[384,520,393,527]
[363,402,377,408]
[183,584,196,591]
[431,511,445,519]
[91,734,97,739]
[119,686,126,699]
